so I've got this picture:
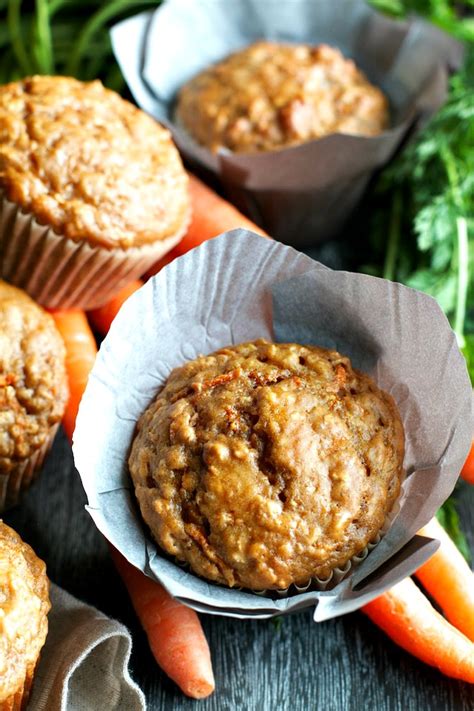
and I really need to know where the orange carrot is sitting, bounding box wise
[52,311,214,697]
[461,440,474,484]
[88,279,143,336]
[110,546,215,699]
[415,517,474,642]
[49,310,97,441]
[145,173,268,278]
[90,173,270,335]
[362,577,474,682]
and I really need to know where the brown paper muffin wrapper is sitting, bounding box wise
[0,659,37,711]
[73,231,473,620]
[0,194,187,310]
[0,424,59,513]
[111,0,463,247]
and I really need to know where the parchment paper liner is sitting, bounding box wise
[111,0,463,247]
[0,423,59,513]
[73,230,473,621]
[0,194,187,310]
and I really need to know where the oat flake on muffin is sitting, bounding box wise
[177,41,389,153]
[129,340,404,591]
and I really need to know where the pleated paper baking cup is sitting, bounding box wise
[73,230,473,621]
[0,194,187,310]
[111,0,462,247]
[0,423,59,513]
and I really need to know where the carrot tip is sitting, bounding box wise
[182,678,215,699]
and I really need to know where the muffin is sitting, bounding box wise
[129,340,404,591]
[176,41,389,154]
[0,281,68,510]
[0,521,50,711]
[0,76,190,309]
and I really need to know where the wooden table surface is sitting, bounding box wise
[4,430,474,711]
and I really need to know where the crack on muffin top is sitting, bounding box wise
[0,76,190,249]
[129,340,404,591]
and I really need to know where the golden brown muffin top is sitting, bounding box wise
[0,76,190,249]
[129,340,404,591]
[177,41,389,153]
[0,281,68,471]
[0,521,50,702]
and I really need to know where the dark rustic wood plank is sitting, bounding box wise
[4,430,474,711]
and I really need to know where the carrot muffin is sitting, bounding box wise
[177,41,389,153]
[0,521,50,711]
[129,340,404,591]
[0,75,190,308]
[0,281,68,510]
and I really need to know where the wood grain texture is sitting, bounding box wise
[4,430,474,711]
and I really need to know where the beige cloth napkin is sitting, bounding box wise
[29,584,146,711]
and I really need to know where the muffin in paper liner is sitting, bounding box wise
[0,523,50,710]
[0,76,191,310]
[73,230,473,620]
[129,339,404,593]
[111,0,463,247]
[0,193,188,310]
[0,423,59,514]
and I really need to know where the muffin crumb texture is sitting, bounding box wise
[0,281,68,472]
[0,521,50,704]
[129,340,404,590]
[177,41,389,153]
[0,76,189,249]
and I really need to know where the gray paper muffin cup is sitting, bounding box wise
[73,231,473,621]
[0,423,59,513]
[111,0,463,247]
[0,194,188,310]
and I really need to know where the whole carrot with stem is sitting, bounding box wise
[111,546,215,699]
[416,517,474,642]
[49,310,97,441]
[362,577,474,682]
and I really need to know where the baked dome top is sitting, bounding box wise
[129,340,404,590]
[0,76,190,249]
[177,42,389,153]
